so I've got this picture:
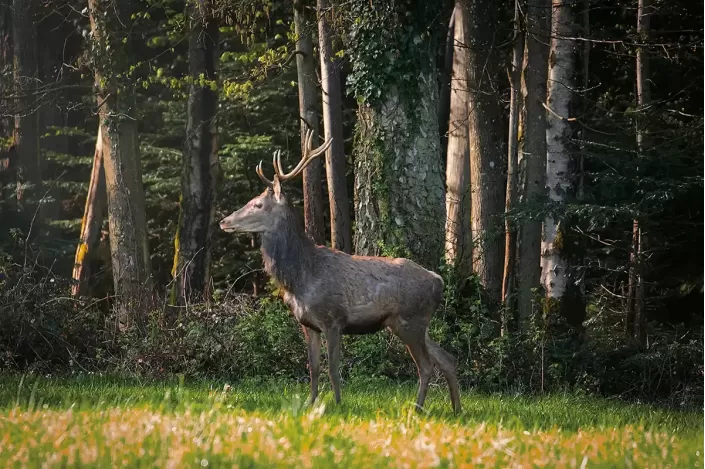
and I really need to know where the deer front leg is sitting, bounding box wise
[303,326,321,404]
[325,327,342,404]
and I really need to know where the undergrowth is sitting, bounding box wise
[0,262,702,408]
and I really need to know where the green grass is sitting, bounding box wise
[0,374,702,467]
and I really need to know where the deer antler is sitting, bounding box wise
[255,129,332,188]
[275,129,332,181]
[256,160,274,188]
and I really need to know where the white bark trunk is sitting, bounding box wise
[541,0,576,299]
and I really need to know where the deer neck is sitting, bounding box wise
[259,210,316,294]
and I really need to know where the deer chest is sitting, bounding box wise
[282,291,320,330]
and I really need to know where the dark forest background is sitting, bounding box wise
[0,0,702,406]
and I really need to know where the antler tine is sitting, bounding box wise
[276,132,333,182]
[256,160,274,188]
[274,149,285,179]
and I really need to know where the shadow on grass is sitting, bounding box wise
[0,373,701,436]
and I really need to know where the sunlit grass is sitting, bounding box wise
[0,375,702,467]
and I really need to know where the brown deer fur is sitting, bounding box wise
[220,137,461,413]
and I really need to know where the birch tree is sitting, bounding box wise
[541,0,577,310]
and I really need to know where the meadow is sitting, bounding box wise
[0,375,702,468]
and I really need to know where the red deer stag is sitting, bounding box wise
[220,131,461,413]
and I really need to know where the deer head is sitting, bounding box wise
[219,130,332,234]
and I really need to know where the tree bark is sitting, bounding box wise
[517,0,550,326]
[353,73,445,269]
[37,7,69,221]
[438,8,456,162]
[12,0,40,216]
[294,0,325,245]
[627,0,651,347]
[541,0,576,306]
[466,0,505,302]
[317,0,351,253]
[350,4,445,270]
[72,126,106,299]
[172,0,219,305]
[0,0,12,140]
[444,1,471,272]
[89,0,153,331]
[502,0,525,325]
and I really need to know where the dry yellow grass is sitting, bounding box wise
[0,405,699,468]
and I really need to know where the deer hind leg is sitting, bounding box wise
[303,326,321,404]
[325,327,342,404]
[425,334,462,414]
[393,324,434,412]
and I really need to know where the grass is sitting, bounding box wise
[0,374,702,468]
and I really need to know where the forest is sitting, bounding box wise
[0,0,703,466]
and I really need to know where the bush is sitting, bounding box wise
[1,261,701,407]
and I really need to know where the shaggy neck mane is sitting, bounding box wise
[259,204,317,293]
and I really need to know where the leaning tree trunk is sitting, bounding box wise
[517,0,550,327]
[541,0,577,312]
[12,0,40,217]
[627,0,651,347]
[351,3,445,269]
[317,0,351,252]
[294,0,325,245]
[466,0,506,302]
[444,1,471,272]
[72,126,106,299]
[502,0,526,327]
[88,0,152,331]
[172,0,219,305]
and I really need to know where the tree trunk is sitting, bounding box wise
[444,1,471,272]
[438,8,456,162]
[172,0,219,305]
[350,2,445,270]
[317,0,351,252]
[502,0,525,327]
[37,8,69,221]
[89,0,152,331]
[466,0,505,302]
[627,0,651,347]
[541,0,576,308]
[517,0,550,326]
[0,0,12,140]
[72,126,106,299]
[12,0,40,217]
[294,0,325,245]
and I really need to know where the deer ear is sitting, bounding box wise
[272,176,284,202]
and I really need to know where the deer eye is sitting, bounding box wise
[254,201,263,209]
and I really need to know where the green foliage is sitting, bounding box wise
[344,0,445,104]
